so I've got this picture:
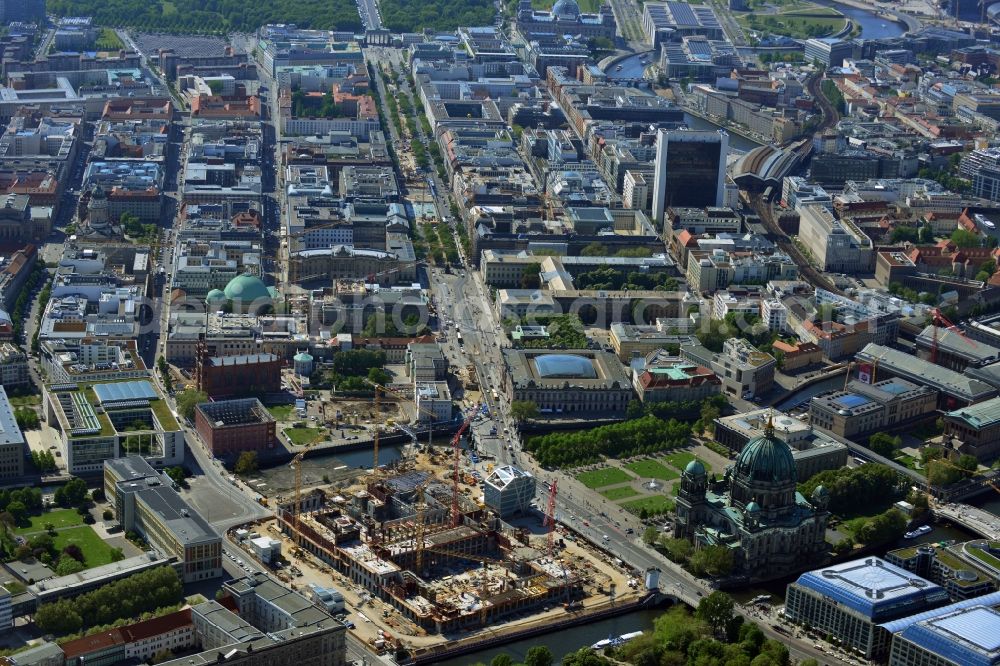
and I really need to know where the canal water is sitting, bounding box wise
[811,0,907,38]
[433,608,663,666]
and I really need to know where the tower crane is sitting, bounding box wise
[363,379,446,455]
[929,308,977,366]
[544,479,558,556]
[291,439,320,532]
[451,407,479,528]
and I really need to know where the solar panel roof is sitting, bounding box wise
[668,1,697,25]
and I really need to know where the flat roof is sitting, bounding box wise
[900,604,1000,665]
[0,387,24,447]
[857,344,997,402]
[92,379,158,405]
[794,557,948,621]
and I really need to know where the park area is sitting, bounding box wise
[737,4,847,39]
[12,507,123,571]
[571,448,720,517]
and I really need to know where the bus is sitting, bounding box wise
[491,389,499,402]
[456,330,463,345]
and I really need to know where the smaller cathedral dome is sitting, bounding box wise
[745,501,761,514]
[552,0,581,19]
[684,459,706,477]
[206,289,226,304]
[812,485,829,499]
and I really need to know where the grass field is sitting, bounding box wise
[737,7,847,39]
[664,451,704,472]
[600,487,640,501]
[51,526,118,567]
[284,427,325,447]
[15,509,84,536]
[7,394,41,408]
[268,404,295,421]
[625,460,679,481]
[576,467,634,489]
[531,0,602,12]
[623,495,675,515]
[95,28,125,51]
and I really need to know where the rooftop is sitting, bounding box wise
[794,557,949,621]
[902,605,1000,665]
[857,344,997,403]
[0,387,25,448]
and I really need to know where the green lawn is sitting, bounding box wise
[625,460,679,481]
[737,8,847,39]
[95,28,125,51]
[531,0,602,12]
[52,526,117,568]
[967,545,1000,571]
[7,394,41,408]
[664,451,705,472]
[575,467,634,489]
[14,509,84,536]
[284,426,325,447]
[268,404,295,421]
[600,487,640,501]
[623,495,675,515]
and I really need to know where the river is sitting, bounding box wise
[810,0,907,38]
[433,608,663,666]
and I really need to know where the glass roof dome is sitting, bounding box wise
[534,354,597,379]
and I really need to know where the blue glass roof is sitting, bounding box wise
[900,606,1000,666]
[794,558,948,621]
[92,380,158,405]
[533,354,598,379]
[834,394,870,409]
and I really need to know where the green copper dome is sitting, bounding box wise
[734,419,796,484]
[684,459,706,477]
[223,274,271,303]
[206,289,226,304]
[745,500,761,514]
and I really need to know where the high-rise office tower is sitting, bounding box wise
[651,128,729,227]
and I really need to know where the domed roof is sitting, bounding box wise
[206,289,226,303]
[553,0,581,19]
[746,500,761,514]
[294,352,313,362]
[812,484,829,498]
[685,459,706,477]
[533,354,597,379]
[734,417,796,484]
[223,274,271,303]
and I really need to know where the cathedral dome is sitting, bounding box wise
[745,500,761,514]
[552,0,581,20]
[734,418,796,484]
[684,459,706,477]
[223,274,271,303]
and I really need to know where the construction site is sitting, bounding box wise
[261,429,640,645]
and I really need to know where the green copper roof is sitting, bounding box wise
[734,429,796,484]
[223,274,271,303]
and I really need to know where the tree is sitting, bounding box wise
[109,547,125,562]
[519,263,541,289]
[235,451,258,476]
[951,229,982,248]
[367,367,392,386]
[62,544,85,563]
[661,537,693,563]
[867,432,901,458]
[642,527,659,545]
[490,656,513,666]
[581,242,610,257]
[166,467,186,486]
[175,390,208,421]
[55,477,88,508]
[6,501,26,526]
[525,646,553,666]
[510,400,539,423]
[689,545,734,577]
[35,603,83,635]
[696,591,735,638]
[561,649,613,666]
[56,556,85,576]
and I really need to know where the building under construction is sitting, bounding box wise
[276,470,583,634]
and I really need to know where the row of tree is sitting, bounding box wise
[524,414,691,468]
[35,566,183,635]
[575,267,678,292]
[48,0,361,33]
[380,0,495,31]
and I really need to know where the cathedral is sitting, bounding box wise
[674,417,830,582]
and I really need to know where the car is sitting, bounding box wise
[625,528,634,535]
